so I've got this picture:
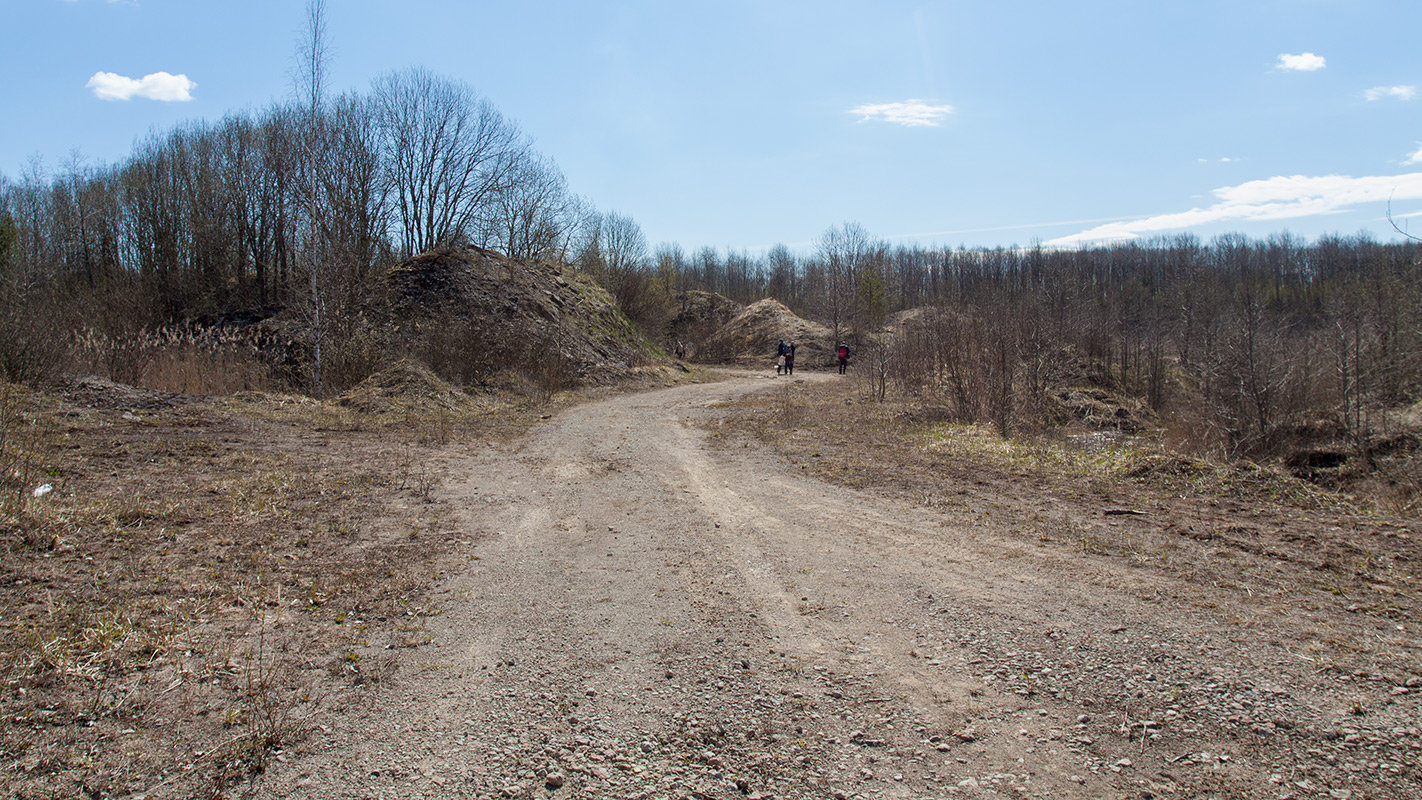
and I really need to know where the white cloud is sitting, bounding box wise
[1047,172,1422,246]
[1276,52,1326,72]
[1406,144,1422,166]
[86,71,195,102]
[849,99,954,127]
[1365,85,1417,101]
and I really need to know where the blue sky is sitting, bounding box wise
[4,0,1421,253]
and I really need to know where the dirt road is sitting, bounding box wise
[257,373,1420,799]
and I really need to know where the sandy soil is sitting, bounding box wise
[253,372,1421,800]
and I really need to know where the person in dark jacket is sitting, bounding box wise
[785,341,797,375]
[776,339,788,374]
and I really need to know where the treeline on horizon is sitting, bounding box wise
[2,66,1421,467]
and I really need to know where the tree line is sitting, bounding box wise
[650,223,1420,463]
[0,67,597,316]
[0,64,661,388]
[2,60,1420,469]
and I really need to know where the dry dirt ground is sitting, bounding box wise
[248,371,1421,800]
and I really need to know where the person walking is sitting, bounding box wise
[837,342,850,374]
[776,339,788,375]
[785,341,797,375]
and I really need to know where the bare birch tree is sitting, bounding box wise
[293,0,329,395]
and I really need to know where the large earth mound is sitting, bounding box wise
[386,247,666,382]
[698,299,831,367]
[667,291,743,357]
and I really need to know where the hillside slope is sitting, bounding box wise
[386,247,668,383]
[698,298,831,367]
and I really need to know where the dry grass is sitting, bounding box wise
[713,376,1422,675]
[70,327,277,396]
[0,370,546,799]
[718,377,1364,511]
[0,383,54,525]
[0,352,711,798]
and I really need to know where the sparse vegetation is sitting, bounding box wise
[715,375,1418,624]
[0,367,550,798]
[0,9,1419,797]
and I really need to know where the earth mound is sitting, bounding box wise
[386,247,666,383]
[698,299,831,367]
[667,291,743,357]
[337,359,477,414]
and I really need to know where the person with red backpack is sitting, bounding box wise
[836,342,850,374]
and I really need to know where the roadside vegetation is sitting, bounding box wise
[0,366,533,797]
[2,3,1420,797]
[716,374,1420,679]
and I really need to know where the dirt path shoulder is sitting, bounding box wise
[256,372,1421,800]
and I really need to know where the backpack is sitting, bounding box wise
[838,345,849,359]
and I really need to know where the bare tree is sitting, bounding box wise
[294,0,330,395]
[817,223,860,344]
[599,210,648,276]
[765,243,798,308]
[484,153,579,261]
[864,332,892,401]
[322,92,389,294]
[654,241,688,296]
[573,210,671,335]
[373,67,527,256]
[0,193,14,290]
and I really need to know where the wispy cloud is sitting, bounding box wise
[86,71,195,101]
[1364,85,1417,101]
[1047,172,1422,246]
[1406,145,1422,166]
[1276,52,1326,72]
[849,99,954,127]
[889,215,1146,242]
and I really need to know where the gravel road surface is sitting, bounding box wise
[256,374,1421,799]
